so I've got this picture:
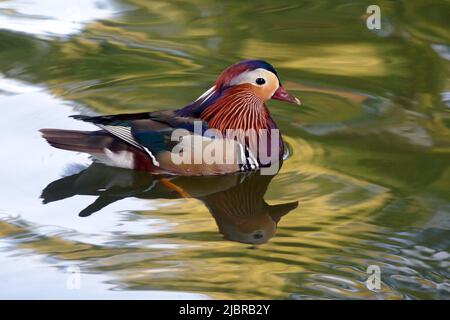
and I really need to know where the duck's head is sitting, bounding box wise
[179,60,301,117]
[213,60,301,105]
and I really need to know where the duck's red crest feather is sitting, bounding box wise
[215,64,250,90]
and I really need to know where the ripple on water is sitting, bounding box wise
[0,0,124,39]
[0,0,449,300]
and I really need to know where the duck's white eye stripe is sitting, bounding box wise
[230,68,273,86]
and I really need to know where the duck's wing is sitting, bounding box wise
[72,110,203,150]
[71,111,152,124]
[72,110,245,175]
[71,110,207,132]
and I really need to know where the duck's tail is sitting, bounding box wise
[40,128,155,171]
[39,129,113,154]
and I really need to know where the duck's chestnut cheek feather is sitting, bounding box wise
[251,82,278,101]
[271,85,301,105]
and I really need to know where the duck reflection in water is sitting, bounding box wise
[41,164,298,244]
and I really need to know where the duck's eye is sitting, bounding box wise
[255,78,266,85]
[253,233,264,240]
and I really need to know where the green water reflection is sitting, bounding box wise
[0,0,449,299]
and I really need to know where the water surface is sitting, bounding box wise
[0,0,449,299]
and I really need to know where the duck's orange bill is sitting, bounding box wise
[272,85,301,105]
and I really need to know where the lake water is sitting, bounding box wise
[0,0,449,299]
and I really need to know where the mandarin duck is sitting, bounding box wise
[41,60,300,175]
[41,162,298,244]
